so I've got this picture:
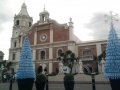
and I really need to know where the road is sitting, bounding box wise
[0,82,111,90]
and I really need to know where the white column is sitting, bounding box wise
[49,46,53,73]
[34,31,37,45]
[96,43,102,56]
[33,49,36,61]
[16,51,20,62]
[9,53,12,61]
[69,26,73,40]
[50,24,53,43]
[20,36,23,47]
[10,39,13,48]
[68,19,74,40]
[68,42,75,53]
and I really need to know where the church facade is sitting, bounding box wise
[9,3,107,73]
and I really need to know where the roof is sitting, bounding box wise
[39,7,50,15]
[17,3,30,17]
[0,51,4,56]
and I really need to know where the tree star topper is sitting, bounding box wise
[105,11,118,24]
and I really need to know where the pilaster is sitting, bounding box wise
[50,24,53,43]
[96,43,102,56]
[34,31,37,45]
[49,45,53,73]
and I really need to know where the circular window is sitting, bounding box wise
[40,34,47,41]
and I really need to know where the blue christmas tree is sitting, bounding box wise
[16,36,35,79]
[104,23,120,79]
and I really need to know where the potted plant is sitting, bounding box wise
[16,36,35,90]
[35,73,46,90]
[104,23,120,90]
[57,50,76,90]
[64,73,74,90]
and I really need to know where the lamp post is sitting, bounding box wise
[83,63,98,90]
[9,75,13,90]
[91,72,96,90]
[45,73,48,90]
[44,63,48,90]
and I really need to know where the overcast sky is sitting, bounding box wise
[1,0,120,60]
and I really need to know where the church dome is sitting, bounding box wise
[39,6,50,15]
[40,10,50,15]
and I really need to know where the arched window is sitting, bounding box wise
[12,53,16,60]
[40,51,45,60]
[14,41,17,47]
[42,16,45,22]
[58,49,62,56]
[29,22,31,27]
[16,20,19,26]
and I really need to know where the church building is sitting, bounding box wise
[9,3,107,73]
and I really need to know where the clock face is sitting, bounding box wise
[42,35,46,40]
[40,34,47,41]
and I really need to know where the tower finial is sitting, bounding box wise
[44,5,45,11]
[105,11,118,25]
[70,17,72,22]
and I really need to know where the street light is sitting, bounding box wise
[45,73,48,90]
[91,72,96,90]
[43,63,49,90]
[83,64,99,90]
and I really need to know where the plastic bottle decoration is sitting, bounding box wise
[16,36,35,79]
[104,23,120,79]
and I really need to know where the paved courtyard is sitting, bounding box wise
[0,74,111,90]
[49,74,109,83]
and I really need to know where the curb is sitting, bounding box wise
[48,81,110,84]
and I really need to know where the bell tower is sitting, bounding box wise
[13,3,33,38]
[9,3,33,64]
[39,6,50,24]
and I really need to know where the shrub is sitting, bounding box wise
[36,74,46,81]
[64,74,74,81]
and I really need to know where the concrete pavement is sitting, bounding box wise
[48,74,109,84]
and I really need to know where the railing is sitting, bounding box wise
[81,55,93,61]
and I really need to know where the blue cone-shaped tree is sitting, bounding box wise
[16,36,35,90]
[104,23,120,79]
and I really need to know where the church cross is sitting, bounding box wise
[44,5,45,11]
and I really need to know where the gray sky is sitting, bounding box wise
[1,0,120,59]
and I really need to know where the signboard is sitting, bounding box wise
[63,66,70,74]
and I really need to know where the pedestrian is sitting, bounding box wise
[3,74,7,83]
[9,76,13,90]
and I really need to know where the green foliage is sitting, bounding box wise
[60,53,65,57]
[36,74,46,81]
[93,50,106,61]
[93,55,98,61]
[66,50,72,55]
[37,66,42,74]
[57,50,78,74]
[0,87,4,90]
[64,74,74,81]
[0,60,6,67]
